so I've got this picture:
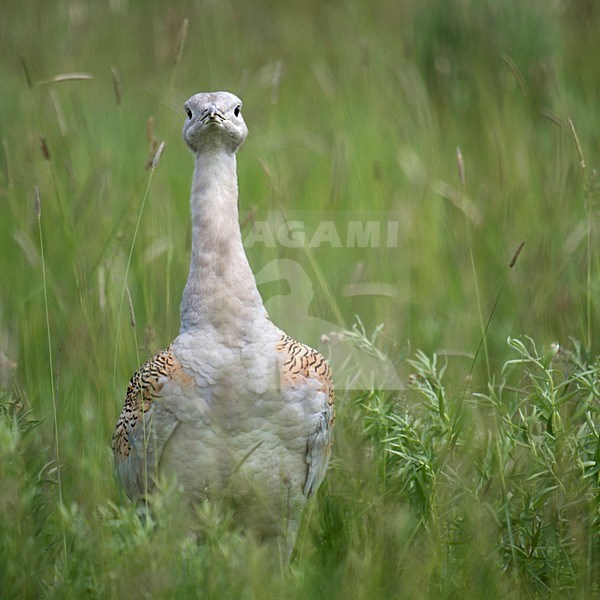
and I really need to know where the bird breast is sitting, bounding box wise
[160,328,314,501]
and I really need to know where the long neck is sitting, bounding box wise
[180,150,267,334]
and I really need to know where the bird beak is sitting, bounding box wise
[200,104,224,125]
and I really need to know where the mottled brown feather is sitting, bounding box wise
[276,332,335,497]
[276,333,335,414]
[112,346,191,461]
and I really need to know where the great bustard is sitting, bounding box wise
[112,91,334,554]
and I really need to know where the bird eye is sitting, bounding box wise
[185,107,192,119]
[234,105,241,117]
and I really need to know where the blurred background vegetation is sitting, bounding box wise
[0,0,599,597]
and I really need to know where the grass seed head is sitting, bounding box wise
[151,141,165,170]
[34,185,41,218]
[126,286,136,330]
[510,240,526,268]
[456,146,465,191]
[111,66,122,106]
[568,117,586,169]
[173,17,189,66]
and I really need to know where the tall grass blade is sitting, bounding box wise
[456,147,490,380]
[35,185,68,562]
[112,158,161,403]
[451,240,526,442]
[569,116,594,350]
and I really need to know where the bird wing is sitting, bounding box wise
[112,346,193,500]
[276,334,335,498]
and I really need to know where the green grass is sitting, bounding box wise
[1,0,599,597]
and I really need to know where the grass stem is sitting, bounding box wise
[35,186,68,562]
[112,162,160,404]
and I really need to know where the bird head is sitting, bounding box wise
[182,91,248,154]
